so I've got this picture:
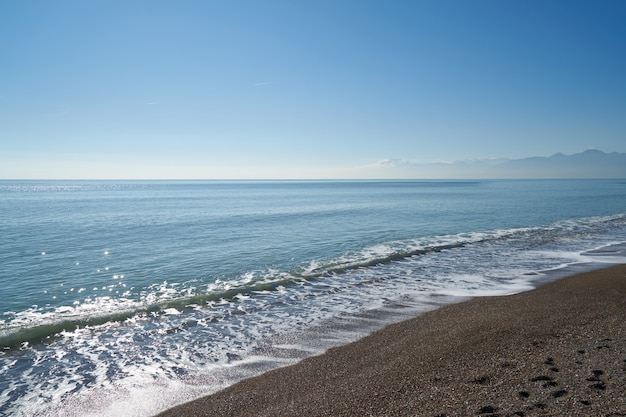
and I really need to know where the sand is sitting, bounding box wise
[157,264,626,417]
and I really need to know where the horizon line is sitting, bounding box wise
[1,177,624,182]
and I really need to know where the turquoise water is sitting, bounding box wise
[1,179,626,416]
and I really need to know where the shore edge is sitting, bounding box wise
[157,264,626,416]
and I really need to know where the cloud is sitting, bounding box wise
[373,158,401,168]
[45,104,74,117]
[366,158,417,168]
[253,82,271,87]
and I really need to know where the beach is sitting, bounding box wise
[158,264,626,417]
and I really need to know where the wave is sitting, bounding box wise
[302,213,626,276]
[2,213,625,351]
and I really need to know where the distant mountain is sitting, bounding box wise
[491,150,626,178]
[367,150,626,179]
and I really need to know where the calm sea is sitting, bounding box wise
[1,179,626,416]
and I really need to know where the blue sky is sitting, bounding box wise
[1,0,625,179]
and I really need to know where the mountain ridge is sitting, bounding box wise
[497,149,626,178]
[371,150,626,179]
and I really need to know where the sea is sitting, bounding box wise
[1,179,626,417]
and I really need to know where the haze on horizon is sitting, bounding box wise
[1,0,625,180]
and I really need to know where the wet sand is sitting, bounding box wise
[157,264,626,416]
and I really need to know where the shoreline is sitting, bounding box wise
[157,264,626,416]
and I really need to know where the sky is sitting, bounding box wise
[1,0,625,179]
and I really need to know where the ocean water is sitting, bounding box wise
[1,179,626,416]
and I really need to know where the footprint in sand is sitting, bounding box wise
[586,369,607,390]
